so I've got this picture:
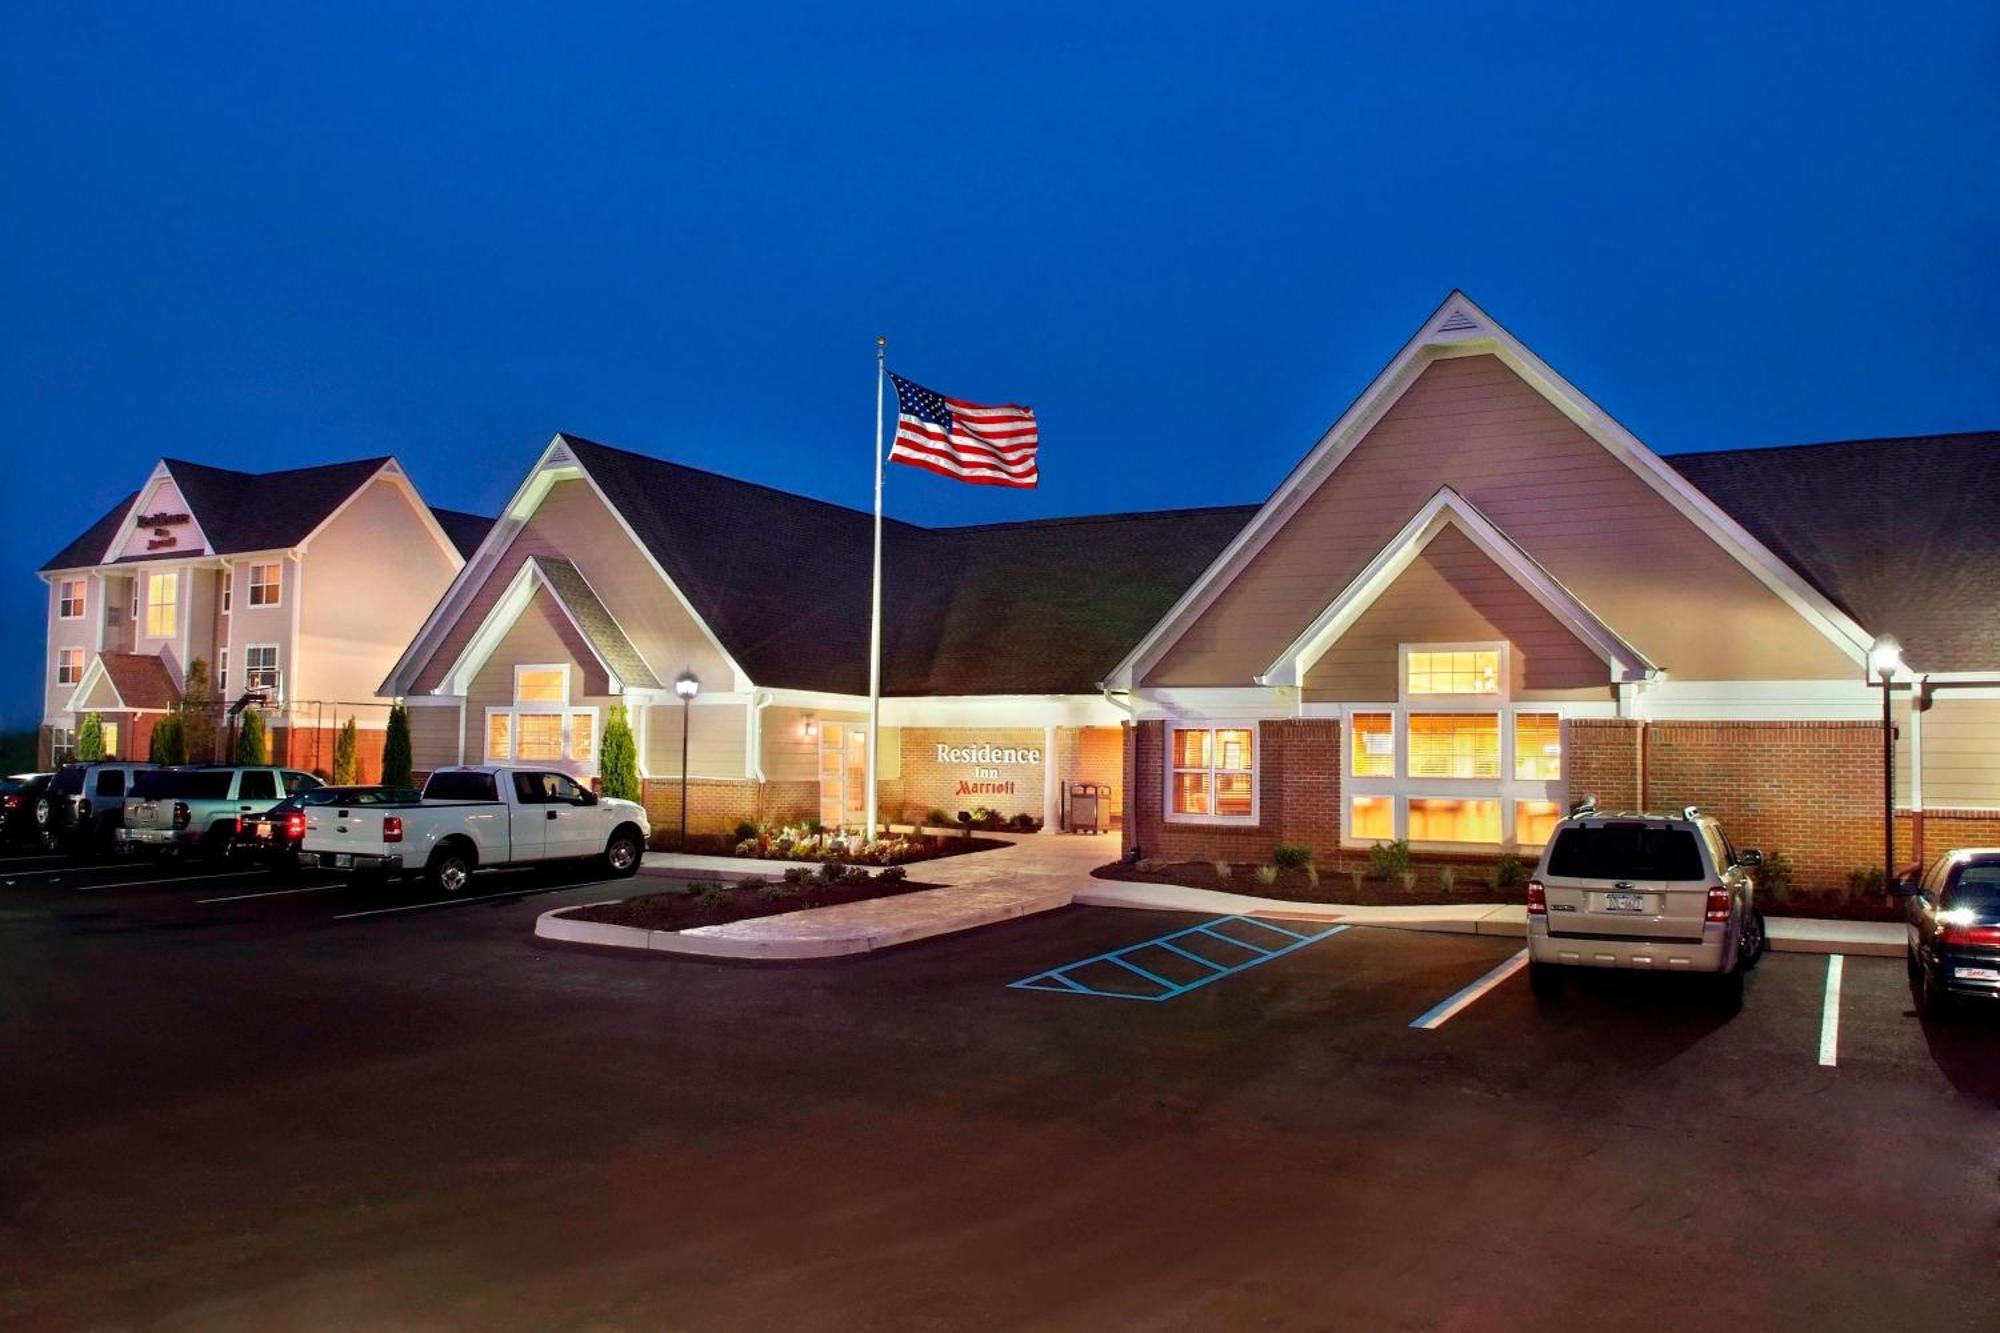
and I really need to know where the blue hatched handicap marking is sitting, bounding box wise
[1010,916,1348,1002]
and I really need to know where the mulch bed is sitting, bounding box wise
[1091,859,1902,921]
[650,834,1012,863]
[563,875,941,933]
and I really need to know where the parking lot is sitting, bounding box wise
[1,846,1995,1332]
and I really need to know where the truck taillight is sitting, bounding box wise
[285,812,306,840]
[382,816,404,843]
[173,801,191,830]
[1706,886,1731,923]
[1526,880,1547,916]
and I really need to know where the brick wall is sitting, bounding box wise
[894,727,1049,823]
[1123,718,1344,863]
[269,725,389,781]
[641,778,817,838]
[1901,807,2000,873]
[1566,719,1643,813]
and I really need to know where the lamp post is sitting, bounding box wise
[674,669,700,849]
[1868,634,1902,889]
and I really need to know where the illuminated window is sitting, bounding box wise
[1351,795,1394,841]
[1350,712,1393,777]
[1408,797,1500,845]
[57,580,86,620]
[1168,725,1255,819]
[1515,713,1562,780]
[1406,649,1499,697]
[488,712,512,762]
[515,666,568,704]
[1515,800,1562,847]
[1407,714,1500,779]
[570,711,594,765]
[244,645,280,696]
[145,572,178,638]
[248,563,280,607]
[57,647,84,686]
[517,713,564,761]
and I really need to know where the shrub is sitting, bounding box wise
[1397,869,1419,892]
[235,710,269,765]
[927,807,952,830]
[1438,865,1456,895]
[1272,843,1313,871]
[599,705,640,801]
[1367,838,1411,880]
[1494,854,1526,890]
[1254,864,1279,887]
[382,704,413,788]
[782,866,811,885]
[1846,865,1884,895]
[1012,812,1038,832]
[880,865,908,882]
[733,819,760,843]
[1758,851,1796,899]
[818,859,845,885]
[76,713,105,762]
[1212,860,1233,881]
[756,878,797,902]
[842,863,872,884]
[689,880,733,909]
[179,657,217,761]
[332,717,359,784]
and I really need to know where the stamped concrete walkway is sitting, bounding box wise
[538,834,1901,960]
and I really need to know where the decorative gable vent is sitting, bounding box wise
[1437,308,1480,333]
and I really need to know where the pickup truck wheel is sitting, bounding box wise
[427,846,474,894]
[603,830,642,878]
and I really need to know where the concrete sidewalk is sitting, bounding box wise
[543,839,1904,960]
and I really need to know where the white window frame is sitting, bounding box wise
[1162,719,1261,826]
[244,643,281,700]
[56,646,84,686]
[218,646,229,697]
[247,562,282,608]
[513,663,571,706]
[144,571,178,639]
[57,579,86,620]
[1398,641,1510,703]
[484,705,600,769]
[221,575,232,614]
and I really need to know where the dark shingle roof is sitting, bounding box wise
[1666,432,2000,673]
[531,556,662,690]
[41,492,141,571]
[558,435,1254,695]
[429,507,494,559]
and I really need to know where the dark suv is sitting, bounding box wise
[43,762,156,857]
[1897,849,2000,1017]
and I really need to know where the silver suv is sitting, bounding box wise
[1527,803,1767,1006]
[120,766,323,860]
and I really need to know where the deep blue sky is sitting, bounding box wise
[4,3,1997,727]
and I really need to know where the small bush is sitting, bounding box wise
[817,859,844,885]
[689,880,732,909]
[782,866,811,885]
[841,863,872,884]
[1272,842,1313,871]
[1438,865,1456,895]
[1254,864,1279,887]
[1212,860,1233,881]
[1367,838,1411,880]
[757,878,797,902]
[733,819,760,843]
[879,865,907,882]
[1494,854,1525,889]
[1846,865,1884,895]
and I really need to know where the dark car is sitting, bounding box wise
[237,785,421,874]
[1897,848,2000,1017]
[2,773,54,850]
[43,762,156,857]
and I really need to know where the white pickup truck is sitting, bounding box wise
[300,766,650,893]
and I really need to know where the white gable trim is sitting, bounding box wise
[100,463,217,565]
[437,558,629,698]
[296,459,466,569]
[1260,486,1655,687]
[63,655,126,714]
[1104,291,1873,688]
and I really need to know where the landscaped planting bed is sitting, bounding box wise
[650,825,1010,865]
[564,868,939,932]
[1092,858,1528,908]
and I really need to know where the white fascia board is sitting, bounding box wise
[1133,685,1292,723]
[1634,677,1886,721]
[1104,289,1872,688]
[437,559,625,697]
[62,657,123,714]
[1262,486,1654,687]
[879,693,1129,728]
[101,462,217,564]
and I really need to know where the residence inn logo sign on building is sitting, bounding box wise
[937,741,1044,797]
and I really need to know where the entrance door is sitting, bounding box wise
[818,723,869,829]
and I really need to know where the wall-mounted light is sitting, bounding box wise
[802,714,818,739]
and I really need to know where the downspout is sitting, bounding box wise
[750,689,774,782]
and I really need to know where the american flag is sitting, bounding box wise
[887,371,1039,488]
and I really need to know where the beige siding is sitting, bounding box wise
[296,479,460,705]
[115,478,203,560]
[760,706,866,782]
[1902,698,2000,809]
[644,703,749,779]
[224,557,295,697]
[465,590,608,722]
[1147,354,1856,687]
[43,578,96,720]
[407,703,463,772]
[184,568,219,680]
[411,478,729,694]
[1302,526,1609,701]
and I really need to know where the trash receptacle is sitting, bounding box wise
[1067,783,1109,834]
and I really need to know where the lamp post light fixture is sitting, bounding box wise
[1868,633,1903,889]
[674,669,701,849]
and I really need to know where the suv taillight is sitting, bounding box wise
[1706,886,1731,924]
[285,812,306,840]
[382,816,403,844]
[173,801,191,830]
[1526,879,1547,916]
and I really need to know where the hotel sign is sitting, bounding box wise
[936,741,1043,797]
[136,511,192,552]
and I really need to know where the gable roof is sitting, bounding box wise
[1666,432,2000,673]
[529,557,662,690]
[68,653,181,714]
[42,492,141,572]
[428,507,494,559]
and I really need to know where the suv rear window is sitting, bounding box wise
[424,771,499,802]
[1548,824,1706,881]
[52,766,86,795]
[131,770,235,800]
[1944,865,2000,918]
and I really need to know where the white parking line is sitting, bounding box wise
[1818,954,1844,1067]
[1410,949,1530,1030]
[198,882,340,904]
[332,882,571,920]
[0,854,63,866]
[75,870,265,893]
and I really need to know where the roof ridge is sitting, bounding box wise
[1667,429,2000,461]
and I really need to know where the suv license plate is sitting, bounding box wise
[1605,892,1648,913]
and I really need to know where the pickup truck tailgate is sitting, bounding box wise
[302,806,400,858]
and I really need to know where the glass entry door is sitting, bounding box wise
[819,723,869,829]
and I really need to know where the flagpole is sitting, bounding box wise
[865,335,886,841]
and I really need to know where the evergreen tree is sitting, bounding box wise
[382,704,413,788]
[149,713,187,764]
[599,705,639,801]
[333,717,359,784]
[77,713,105,761]
[180,657,217,763]
[235,709,269,765]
